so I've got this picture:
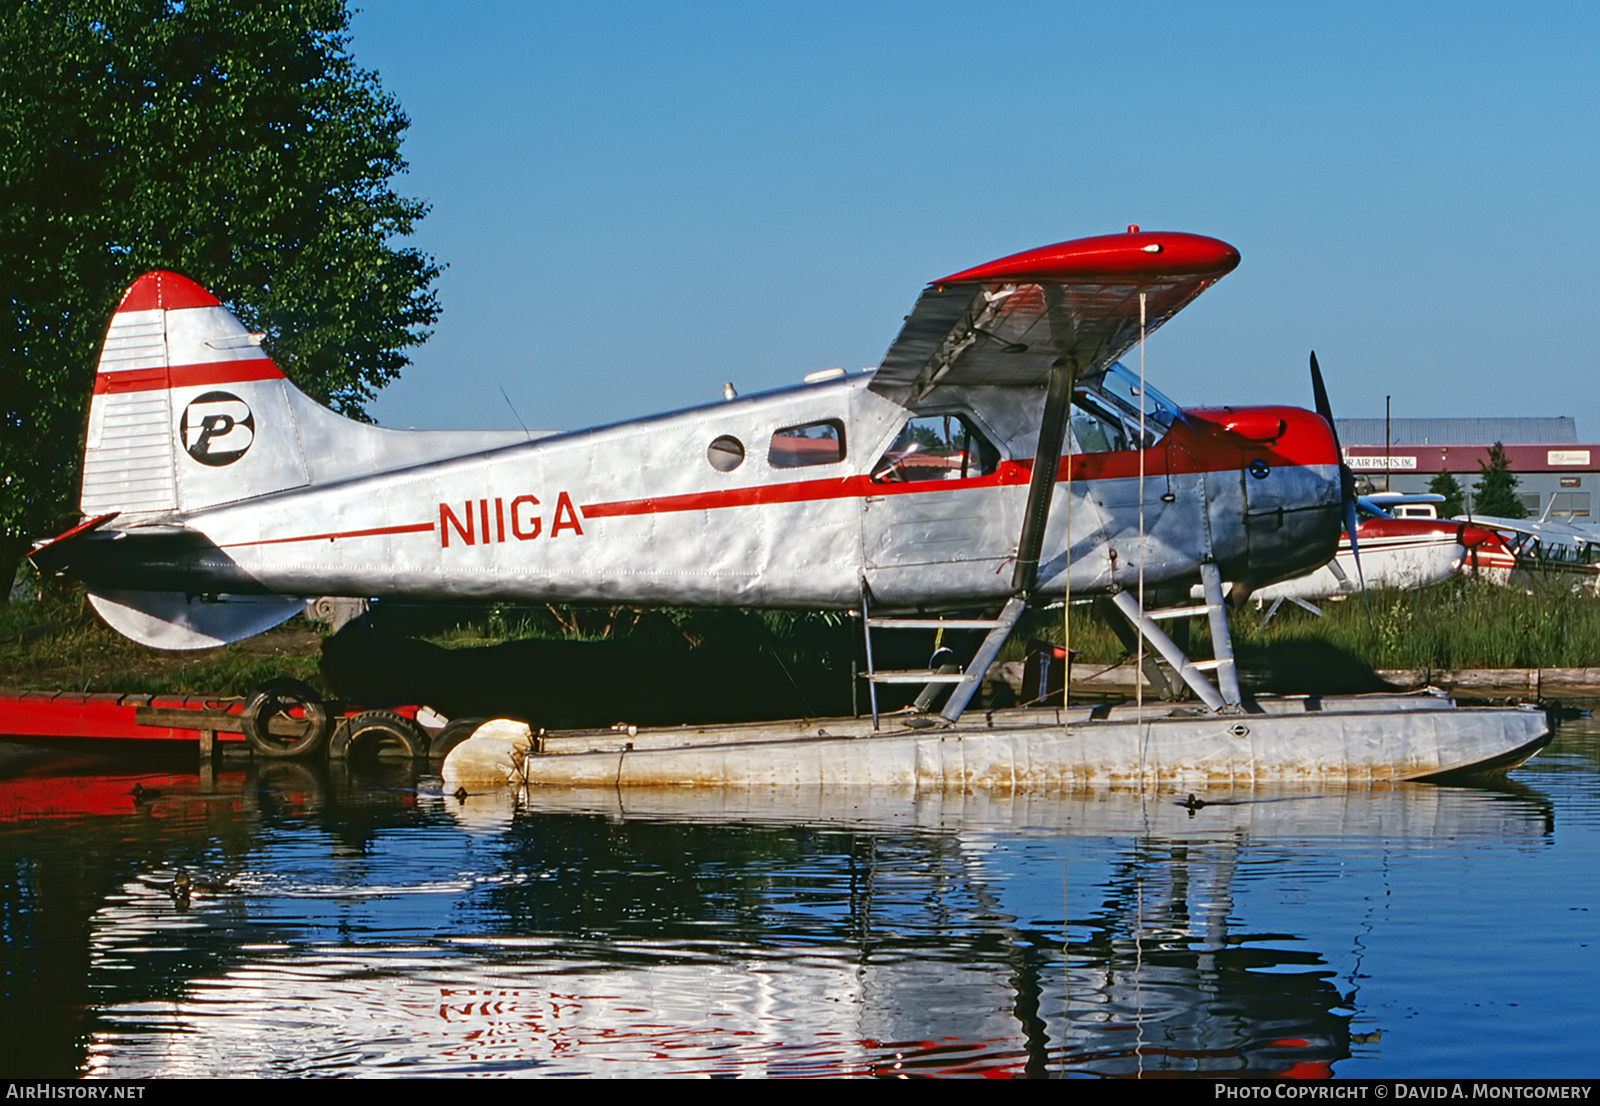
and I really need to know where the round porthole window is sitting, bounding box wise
[707,435,745,472]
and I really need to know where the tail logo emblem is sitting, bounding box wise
[180,391,255,466]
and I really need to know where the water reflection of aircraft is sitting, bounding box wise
[67,777,1554,1078]
[32,229,1347,725]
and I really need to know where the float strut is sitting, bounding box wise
[1108,590,1228,712]
[1200,561,1242,707]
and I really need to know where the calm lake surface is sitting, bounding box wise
[1,718,1597,1079]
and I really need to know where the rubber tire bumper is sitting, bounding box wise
[327,710,428,761]
[242,678,332,759]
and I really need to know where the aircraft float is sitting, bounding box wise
[29,228,1550,783]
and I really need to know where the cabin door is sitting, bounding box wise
[860,412,1019,604]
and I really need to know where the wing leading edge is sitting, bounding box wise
[869,230,1241,408]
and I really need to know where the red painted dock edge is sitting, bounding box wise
[1,690,245,742]
[1,690,422,743]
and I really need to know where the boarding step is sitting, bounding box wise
[1145,603,1221,621]
[867,669,970,684]
[859,594,1026,729]
[865,617,1008,630]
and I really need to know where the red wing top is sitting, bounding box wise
[870,230,1240,406]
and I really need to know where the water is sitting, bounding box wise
[2,721,1597,1078]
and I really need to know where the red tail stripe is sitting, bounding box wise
[92,361,286,395]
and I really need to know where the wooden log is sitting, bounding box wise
[1537,668,1600,696]
[134,706,245,732]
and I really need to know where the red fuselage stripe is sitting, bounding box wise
[208,408,1339,546]
[222,521,437,549]
[219,453,1336,544]
[582,466,1026,519]
[92,361,285,395]
[584,420,1337,520]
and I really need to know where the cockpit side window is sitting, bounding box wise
[1070,395,1130,454]
[769,419,846,468]
[871,413,999,484]
[1070,361,1180,453]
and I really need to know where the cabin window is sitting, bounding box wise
[871,413,999,484]
[769,420,846,468]
[707,435,745,472]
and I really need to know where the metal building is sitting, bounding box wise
[1335,417,1599,523]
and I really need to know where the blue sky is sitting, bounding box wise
[349,2,1600,438]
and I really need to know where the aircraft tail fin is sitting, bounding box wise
[81,271,313,521]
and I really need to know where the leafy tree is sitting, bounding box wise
[1,0,440,582]
[1472,442,1526,518]
[1428,470,1465,518]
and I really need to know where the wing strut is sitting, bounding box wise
[1011,360,1076,595]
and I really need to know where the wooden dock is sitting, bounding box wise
[0,690,423,758]
[1,690,249,754]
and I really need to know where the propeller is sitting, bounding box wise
[1309,352,1371,620]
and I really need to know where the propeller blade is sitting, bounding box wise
[1310,351,1336,439]
[1311,352,1371,623]
[1344,495,1369,602]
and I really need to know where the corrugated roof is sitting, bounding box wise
[1334,417,1577,445]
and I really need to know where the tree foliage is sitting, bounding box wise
[1472,442,1526,518]
[1428,469,1465,519]
[1,0,440,575]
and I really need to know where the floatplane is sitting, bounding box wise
[1456,512,1600,593]
[29,228,1549,785]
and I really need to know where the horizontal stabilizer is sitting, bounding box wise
[86,588,304,650]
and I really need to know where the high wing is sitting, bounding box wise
[869,229,1240,595]
[1456,515,1598,545]
[868,229,1240,408]
[1361,492,1446,511]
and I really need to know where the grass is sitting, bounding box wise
[1006,575,1600,672]
[1237,575,1600,671]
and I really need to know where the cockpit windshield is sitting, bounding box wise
[1070,361,1180,453]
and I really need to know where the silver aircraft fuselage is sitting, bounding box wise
[53,372,1342,605]
[33,231,1345,649]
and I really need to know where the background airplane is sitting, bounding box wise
[1244,496,1505,621]
[1455,513,1600,593]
